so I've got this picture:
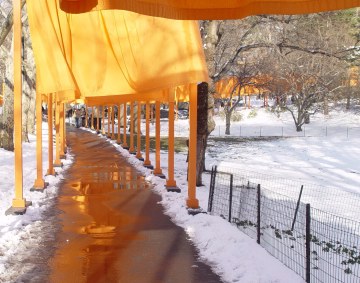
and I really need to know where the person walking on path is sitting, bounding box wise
[75,108,81,128]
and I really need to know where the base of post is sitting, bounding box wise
[6,201,32,216]
[187,207,206,216]
[111,136,115,140]
[116,141,122,145]
[186,198,200,209]
[107,135,112,139]
[53,162,63,168]
[137,156,144,161]
[165,185,181,193]
[60,154,66,159]
[144,164,154,170]
[122,145,129,150]
[130,151,136,155]
[96,131,101,134]
[31,179,48,192]
[46,169,56,176]
[154,173,166,179]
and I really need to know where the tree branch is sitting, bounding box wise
[0,0,26,47]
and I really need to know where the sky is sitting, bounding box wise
[1,103,360,282]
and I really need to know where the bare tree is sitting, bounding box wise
[269,53,347,131]
[0,1,36,150]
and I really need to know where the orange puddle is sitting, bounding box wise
[48,129,222,283]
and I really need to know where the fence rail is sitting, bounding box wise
[208,166,360,283]
[209,125,360,139]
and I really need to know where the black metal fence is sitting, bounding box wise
[213,166,360,222]
[208,166,360,283]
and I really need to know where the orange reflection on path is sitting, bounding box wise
[48,128,222,283]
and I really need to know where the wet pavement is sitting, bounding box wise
[47,128,223,283]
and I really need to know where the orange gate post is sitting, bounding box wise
[91,106,95,130]
[116,103,121,144]
[107,105,111,138]
[122,103,129,149]
[6,0,31,214]
[59,102,65,159]
[46,94,56,176]
[187,83,199,209]
[111,105,115,140]
[85,105,89,128]
[166,89,180,192]
[153,101,165,178]
[31,91,46,192]
[101,105,106,135]
[136,101,143,160]
[63,103,67,153]
[143,102,153,169]
[53,101,62,168]
[129,102,135,154]
[96,106,100,134]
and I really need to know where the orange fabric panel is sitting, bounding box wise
[85,90,168,106]
[214,76,269,98]
[27,0,208,101]
[60,0,360,20]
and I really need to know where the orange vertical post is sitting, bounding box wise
[63,103,67,153]
[136,102,143,160]
[85,105,89,127]
[166,89,179,191]
[187,83,199,209]
[32,91,46,191]
[8,0,28,212]
[107,105,111,138]
[153,101,164,178]
[96,106,100,133]
[129,102,135,153]
[143,102,153,169]
[54,101,62,167]
[111,105,115,140]
[59,102,65,159]
[116,103,121,144]
[47,94,55,176]
[91,107,95,130]
[122,103,129,149]
[100,106,105,135]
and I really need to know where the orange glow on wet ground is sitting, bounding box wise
[48,128,222,283]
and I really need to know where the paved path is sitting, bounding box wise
[47,128,223,283]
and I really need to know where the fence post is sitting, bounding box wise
[207,165,217,213]
[306,203,311,283]
[228,174,233,223]
[257,184,261,244]
[291,185,304,231]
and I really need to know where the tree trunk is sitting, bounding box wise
[346,90,351,110]
[196,82,208,186]
[323,95,329,115]
[296,124,302,132]
[225,107,231,135]
[0,40,14,150]
[21,22,37,139]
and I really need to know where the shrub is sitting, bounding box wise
[247,109,257,118]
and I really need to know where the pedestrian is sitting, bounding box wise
[75,108,81,128]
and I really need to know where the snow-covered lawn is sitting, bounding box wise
[1,106,360,282]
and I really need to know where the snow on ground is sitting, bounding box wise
[1,105,360,282]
